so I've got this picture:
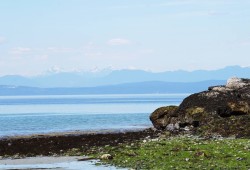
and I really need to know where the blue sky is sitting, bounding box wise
[0,0,250,76]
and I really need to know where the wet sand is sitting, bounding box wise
[0,156,124,170]
[0,156,83,165]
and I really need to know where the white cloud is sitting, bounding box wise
[159,0,235,7]
[138,49,154,54]
[84,52,103,58]
[9,46,76,57]
[159,0,195,7]
[10,47,32,55]
[35,54,49,61]
[83,42,96,50]
[47,47,74,53]
[107,38,131,46]
[240,40,250,46]
[47,65,64,74]
[170,10,227,18]
[0,37,6,44]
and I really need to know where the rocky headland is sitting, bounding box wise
[150,77,250,138]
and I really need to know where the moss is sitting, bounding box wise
[150,106,179,120]
[186,107,205,115]
[150,106,179,129]
[197,115,250,137]
[228,101,250,114]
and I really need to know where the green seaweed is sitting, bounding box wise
[89,137,250,169]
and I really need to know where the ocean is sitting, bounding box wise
[0,94,188,137]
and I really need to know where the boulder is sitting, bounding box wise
[149,106,178,130]
[150,77,250,137]
[100,154,113,160]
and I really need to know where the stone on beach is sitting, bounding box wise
[100,154,113,160]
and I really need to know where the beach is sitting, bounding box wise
[0,129,156,156]
[0,128,157,169]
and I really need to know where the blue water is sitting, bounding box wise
[0,94,188,137]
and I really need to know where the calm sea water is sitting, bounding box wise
[0,94,188,137]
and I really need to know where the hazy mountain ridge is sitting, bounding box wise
[0,80,226,95]
[0,65,249,88]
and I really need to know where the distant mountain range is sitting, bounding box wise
[0,65,249,95]
[0,65,249,88]
[0,80,226,95]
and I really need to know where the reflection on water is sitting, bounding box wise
[0,157,126,170]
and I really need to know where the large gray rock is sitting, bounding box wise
[150,77,250,137]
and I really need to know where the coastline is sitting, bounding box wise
[0,156,125,170]
[1,129,249,170]
[0,128,157,157]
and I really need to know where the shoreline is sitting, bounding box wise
[0,156,123,170]
[0,128,157,157]
[0,156,84,165]
[0,127,150,139]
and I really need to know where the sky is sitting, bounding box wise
[0,0,250,76]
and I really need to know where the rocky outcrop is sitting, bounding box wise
[150,106,179,130]
[150,77,250,137]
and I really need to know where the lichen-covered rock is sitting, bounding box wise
[150,77,250,137]
[149,106,178,130]
[177,77,250,123]
[226,77,248,89]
